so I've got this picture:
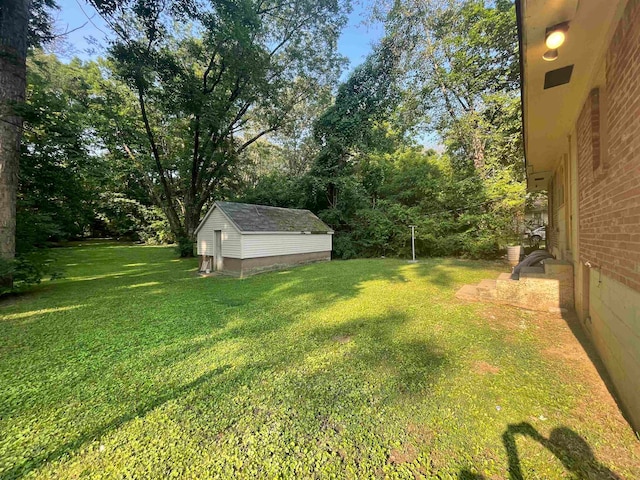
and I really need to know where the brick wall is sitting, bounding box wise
[577,0,640,294]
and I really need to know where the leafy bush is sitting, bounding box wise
[466,234,500,259]
[175,237,195,258]
[237,146,521,261]
[0,251,64,296]
[332,233,358,259]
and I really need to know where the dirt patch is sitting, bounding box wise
[543,344,586,363]
[535,312,610,389]
[473,361,500,375]
[333,334,352,344]
[428,449,448,473]
[407,423,435,445]
[477,304,534,333]
[388,444,418,465]
[481,307,640,472]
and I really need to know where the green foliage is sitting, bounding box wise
[331,232,359,260]
[239,171,308,209]
[244,145,506,260]
[19,0,526,269]
[310,40,404,212]
[20,52,99,245]
[0,251,63,296]
[381,0,521,170]
[175,236,195,258]
[288,0,524,259]
[1,244,638,478]
[28,0,58,48]
[90,0,349,241]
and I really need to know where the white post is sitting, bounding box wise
[409,225,417,263]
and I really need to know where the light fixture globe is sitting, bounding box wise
[543,49,559,61]
[545,22,569,50]
[546,30,566,49]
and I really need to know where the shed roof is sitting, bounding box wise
[197,201,333,234]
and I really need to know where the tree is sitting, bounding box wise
[88,0,348,255]
[0,0,31,286]
[379,0,520,172]
[311,38,403,210]
[0,0,55,286]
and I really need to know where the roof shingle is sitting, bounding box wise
[215,201,332,233]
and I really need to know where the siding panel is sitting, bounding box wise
[196,208,242,258]
[241,234,332,259]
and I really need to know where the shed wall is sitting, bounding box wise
[196,208,242,258]
[241,233,332,259]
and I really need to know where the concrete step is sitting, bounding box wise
[543,259,573,276]
[477,279,497,299]
[455,284,479,301]
[519,266,546,278]
[498,272,513,281]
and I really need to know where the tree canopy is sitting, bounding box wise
[5,0,529,291]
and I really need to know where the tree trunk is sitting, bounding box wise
[471,127,485,172]
[0,0,30,287]
[182,205,201,257]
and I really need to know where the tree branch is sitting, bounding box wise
[135,80,182,233]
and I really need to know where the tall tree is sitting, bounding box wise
[0,0,55,285]
[0,0,31,286]
[379,0,520,172]
[89,0,348,254]
[312,38,403,210]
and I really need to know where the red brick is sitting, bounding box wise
[573,0,640,294]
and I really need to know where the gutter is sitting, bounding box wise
[515,0,529,182]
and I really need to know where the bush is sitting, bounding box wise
[175,237,195,258]
[465,235,500,259]
[0,251,64,296]
[332,233,358,259]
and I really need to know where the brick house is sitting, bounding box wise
[518,0,640,429]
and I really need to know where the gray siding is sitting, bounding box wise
[196,208,242,258]
[241,233,332,259]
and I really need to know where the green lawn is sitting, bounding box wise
[1,243,638,479]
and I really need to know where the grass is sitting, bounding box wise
[1,242,638,479]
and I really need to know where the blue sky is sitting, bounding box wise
[52,0,384,75]
[51,1,439,148]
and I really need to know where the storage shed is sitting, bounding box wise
[195,201,333,277]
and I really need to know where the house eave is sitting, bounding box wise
[518,0,627,192]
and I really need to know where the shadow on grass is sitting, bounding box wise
[3,365,232,480]
[1,248,462,478]
[5,310,448,479]
[410,258,508,289]
[559,310,637,431]
[458,422,621,479]
[501,422,621,480]
[307,309,449,396]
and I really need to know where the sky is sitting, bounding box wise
[52,0,385,75]
[51,1,439,148]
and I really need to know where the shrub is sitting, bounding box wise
[175,237,195,258]
[0,251,64,296]
[332,233,358,259]
[465,235,500,259]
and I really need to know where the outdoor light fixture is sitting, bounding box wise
[543,49,559,61]
[545,22,569,50]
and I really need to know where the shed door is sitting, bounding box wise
[214,230,223,271]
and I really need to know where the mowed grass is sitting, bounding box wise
[1,243,639,479]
